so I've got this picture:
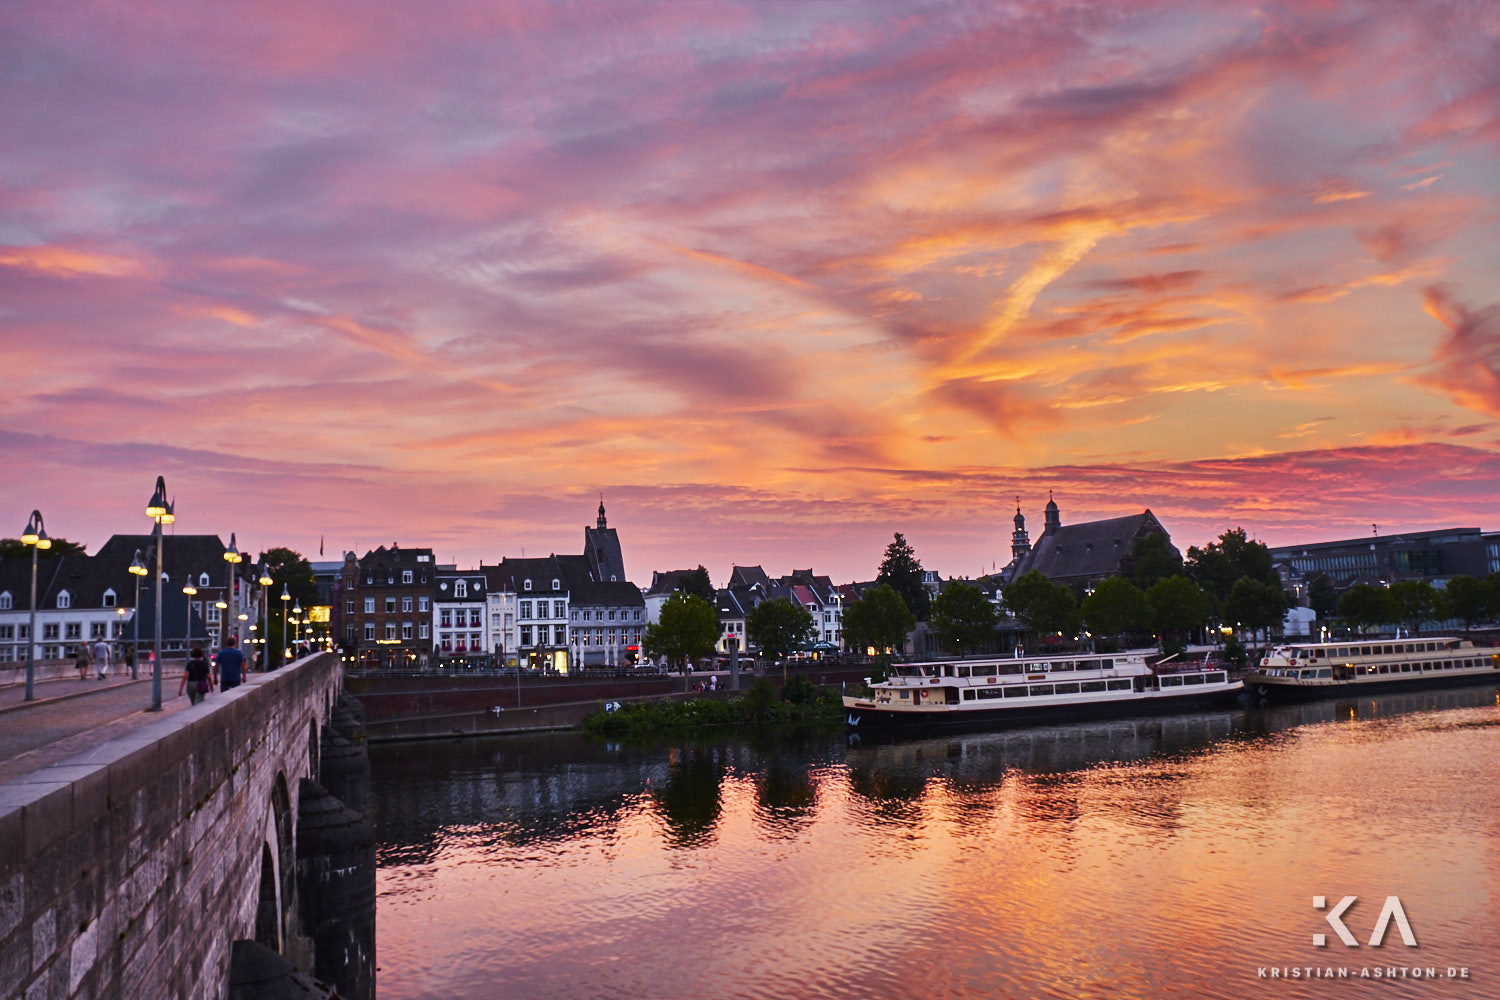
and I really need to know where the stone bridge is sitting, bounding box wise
[0,652,374,1000]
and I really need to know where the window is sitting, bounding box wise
[90,622,106,639]
[385,623,397,640]
[634,610,641,621]
[608,610,616,621]
[199,572,210,587]
[402,596,413,613]
[524,579,532,591]
[364,623,376,641]
[552,579,560,591]
[554,626,567,645]
[403,570,413,584]
[520,601,532,619]
[0,592,9,610]
[469,610,482,628]
[520,626,532,646]
[455,580,467,598]
[364,597,375,614]
[0,625,12,640]
[419,623,429,639]
[347,625,356,641]
[554,600,566,618]
[103,589,116,607]
[385,597,397,613]
[207,606,220,623]
[57,591,71,609]
[441,610,452,628]
[419,596,430,613]
[402,622,413,640]
[346,599,355,614]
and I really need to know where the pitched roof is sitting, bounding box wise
[645,569,697,596]
[557,554,644,607]
[1008,510,1174,583]
[584,525,626,583]
[729,565,770,590]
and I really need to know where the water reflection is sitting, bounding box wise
[373,682,1500,1000]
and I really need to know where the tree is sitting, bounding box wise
[746,597,815,674]
[643,592,720,671]
[1443,575,1497,632]
[256,547,318,658]
[1002,571,1081,640]
[927,581,998,657]
[1222,576,1289,642]
[1185,528,1279,603]
[1337,584,1398,634]
[1128,533,1183,589]
[1387,580,1446,636]
[0,537,88,558]
[841,583,915,656]
[679,566,715,602]
[1148,575,1213,651]
[1307,573,1339,621]
[876,532,929,619]
[1082,577,1152,645]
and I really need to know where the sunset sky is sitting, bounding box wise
[3,0,1498,583]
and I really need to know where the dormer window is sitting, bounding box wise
[366,577,373,585]
[387,575,394,584]
[57,590,71,609]
[0,592,11,610]
[403,570,413,584]
[199,572,210,587]
[524,579,532,591]
[455,580,467,598]
[552,579,560,591]
[103,589,117,607]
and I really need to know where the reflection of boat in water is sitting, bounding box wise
[842,650,1242,731]
[1246,636,1499,701]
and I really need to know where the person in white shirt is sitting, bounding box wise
[93,639,111,679]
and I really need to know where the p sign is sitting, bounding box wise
[1313,896,1418,947]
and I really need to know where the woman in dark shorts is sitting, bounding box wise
[178,647,212,705]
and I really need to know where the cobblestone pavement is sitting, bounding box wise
[0,672,200,785]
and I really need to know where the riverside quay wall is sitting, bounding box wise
[0,653,359,1000]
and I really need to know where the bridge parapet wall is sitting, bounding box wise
[0,653,342,1000]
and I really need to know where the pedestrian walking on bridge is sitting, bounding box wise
[93,638,111,679]
[217,635,245,692]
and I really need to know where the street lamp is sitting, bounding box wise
[280,584,291,667]
[257,562,273,670]
[223,533,243,648]
[182,576,200,649]
[146,476,174,711]
[292,601,303,655]
[129,549,149,679]
[20,510,51,701]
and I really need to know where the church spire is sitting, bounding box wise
[597,494,607,529]
[1011,495,1031,562]
[1043,489,1060,533]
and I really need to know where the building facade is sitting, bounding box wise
[341,545,436,669]
[434,567,488,662]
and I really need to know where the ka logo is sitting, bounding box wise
[1313,896,1418,947]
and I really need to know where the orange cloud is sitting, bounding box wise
[0,245,148,278]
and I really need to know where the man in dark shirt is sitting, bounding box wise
[216,635,246,691]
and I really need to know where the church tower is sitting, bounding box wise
[1043,490,1061,534]
[1010,498,1031,563]
[596,496,607,529]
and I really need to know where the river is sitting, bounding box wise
[371,684,1500,999]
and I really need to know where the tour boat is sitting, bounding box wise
[1247,636,1499,701]
[842,651,1242,730]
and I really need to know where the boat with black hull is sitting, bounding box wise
[1247,636,1499,701]
[842,650,1242,731]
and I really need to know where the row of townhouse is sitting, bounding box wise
[0,533,262,665]
[644,565,848,658]
[339,502,646,670]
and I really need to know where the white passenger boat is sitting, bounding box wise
[1247,636,1499,700]
[842,651,1242,730]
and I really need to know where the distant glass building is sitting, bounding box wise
[1269,527,1496,594]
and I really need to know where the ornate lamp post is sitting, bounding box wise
[182,576,199,648]
[223,533,243,646]
[20,510,52,701]
[291,601,303,657]
[129,549,149,679]
[146,476,174,711]
[280,584,290,667]
[257,562,273,669]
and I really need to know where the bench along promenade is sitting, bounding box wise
[0,653,375,1000]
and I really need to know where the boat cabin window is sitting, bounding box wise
[1183,674,1205,685]
[1053,682,1080,694]
[963,689,975,700]
[978,688,1004,700]
[1081,680,1106,692]
[1206,672,1227,684]
[957,666,972,678]
[1002,687,1028,698]
[1317,668,1331,678]
[997,664,1022,675]
[1029,684,1055,696]
[1107,679,1131,691]
[1100,658,1114,670]
[1077,659,1098,671]
[1052,661,1074,672]
[1160,676,1183,687]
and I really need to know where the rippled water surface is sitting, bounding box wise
[372,686,1500,999]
